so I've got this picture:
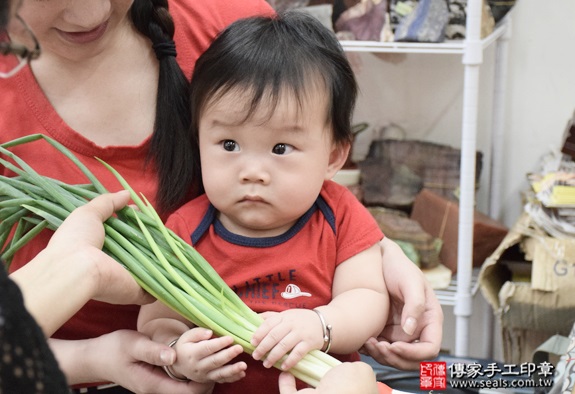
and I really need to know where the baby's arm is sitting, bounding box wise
[252,243,389,370]
[138,301,247,386]
[320,242,389,351]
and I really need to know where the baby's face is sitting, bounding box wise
[199,87,345,238]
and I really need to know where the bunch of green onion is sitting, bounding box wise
[0,134,340,387]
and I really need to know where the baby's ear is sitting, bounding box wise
[325,142,351,180]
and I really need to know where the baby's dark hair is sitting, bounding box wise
[190,11,358,157]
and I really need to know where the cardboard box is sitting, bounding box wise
[500,327,556,366]
[479,213,575,364]
[522,235,575,291]
[410,189,508,273]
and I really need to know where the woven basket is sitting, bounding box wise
[359,139,483,209]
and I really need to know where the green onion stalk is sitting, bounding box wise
[0,134,341,387]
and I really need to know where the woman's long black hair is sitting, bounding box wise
[130,0,199,215]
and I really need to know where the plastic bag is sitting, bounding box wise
[394,0,449,42]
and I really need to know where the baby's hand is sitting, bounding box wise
[251,309,324,371]
[172,327,247,384]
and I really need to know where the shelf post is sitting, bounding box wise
[454,0,484,357]
[488,17,512,221]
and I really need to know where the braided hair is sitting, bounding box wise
[130,0,200,215]
[0,1,8,29]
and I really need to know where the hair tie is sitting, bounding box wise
[153,40,177,60]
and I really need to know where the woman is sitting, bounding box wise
[0,2,275,393]
[0,0,441,392]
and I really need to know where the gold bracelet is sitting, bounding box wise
[312,308,332,353]
[162,337,189,382]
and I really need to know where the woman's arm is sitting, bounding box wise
[361,238,443,370]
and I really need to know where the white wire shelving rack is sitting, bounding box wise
[341,2,512,357]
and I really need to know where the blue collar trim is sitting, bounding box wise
[191,195,336,247]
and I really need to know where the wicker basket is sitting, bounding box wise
[359,139,483,209]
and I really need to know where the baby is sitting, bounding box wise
[138,11,389,393]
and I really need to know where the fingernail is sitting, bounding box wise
[160,349,175,365]
[403,317,417,336]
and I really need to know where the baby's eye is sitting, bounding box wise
[222,140,239,152]
[272,143,294,155]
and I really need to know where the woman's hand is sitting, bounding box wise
[11,191,154,336]
[52,330,213,394]
[362,238,443,370]
[47,190,152,305]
